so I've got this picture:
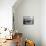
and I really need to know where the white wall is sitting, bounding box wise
[41,0,46,46]
[13,0,41,46]
[0,0,16,30]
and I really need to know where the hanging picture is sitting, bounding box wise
[23,16,34,25]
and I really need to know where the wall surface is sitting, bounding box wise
[41,0,46,46]
[13,0,41,46]
[0,0,16,30]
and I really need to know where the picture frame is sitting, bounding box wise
[23,16,34,25]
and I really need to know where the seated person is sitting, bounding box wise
[15,33,22,46]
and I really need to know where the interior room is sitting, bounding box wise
[0,0,46,46]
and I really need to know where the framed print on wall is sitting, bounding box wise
[23,16,34,25]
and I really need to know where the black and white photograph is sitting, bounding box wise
[23,16,34,25]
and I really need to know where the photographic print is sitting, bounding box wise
[23,16,34,25]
